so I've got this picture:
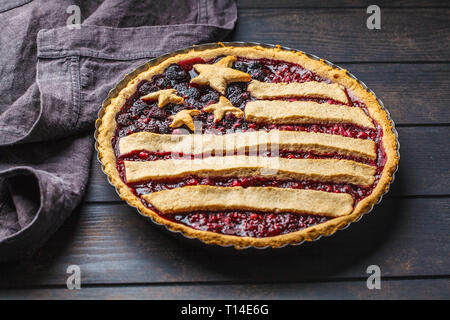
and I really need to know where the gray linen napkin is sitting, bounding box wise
[0,0,237,262]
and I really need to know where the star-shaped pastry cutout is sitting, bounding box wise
[203,96,244,122]
[141,89,184,108]
[169,109,201,131]
[190,56,251,94]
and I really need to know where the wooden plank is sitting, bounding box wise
[85,126,450,202]
[229,8,450,62]
[0,197,448,288]
[0,278,448,299]
[339,64,450,125]
[387,127,450,197]
[237,0,450,8]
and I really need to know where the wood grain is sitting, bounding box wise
[338,64,450,125]
[229,8,450,62]
[0,197,448,288]
[1,278,448,299]
[85,126,450,202]
[2,1,449,299]
[237,0,450,8]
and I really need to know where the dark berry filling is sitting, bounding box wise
[112,56,386,238]
[168,211,330,238]
[233,57,328,84]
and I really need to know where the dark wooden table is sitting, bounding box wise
[1,0,449,299]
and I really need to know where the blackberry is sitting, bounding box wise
[147,106,168,119]
[173,83,190,97]
[129,100,148,116]
[226,82,246,96]
[138,81,158,95]
[116,113,132,126]
[145,120,160,133]
[232,61,248,73]
[247,62,267,81]
[158,122,171,134]
[200,89,219,104]
[153,75,172,89]
[226,82,247,107]
[164,64,189,83]
[186,87,200,100]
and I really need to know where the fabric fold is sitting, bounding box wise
[0,0,237,262]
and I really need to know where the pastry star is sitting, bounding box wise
[190,56,251,94]
[141,89,184,108]
[169,109,201,131]
[203,96,244,122]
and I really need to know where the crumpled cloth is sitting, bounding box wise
[0,0,237,262]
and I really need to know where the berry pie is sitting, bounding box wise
[96,44,399,248]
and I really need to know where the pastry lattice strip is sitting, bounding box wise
[245,100,375,129]
[143,185,354,217]
[119,130,376,160]
[124,156,375,186]
[247,80,349,104]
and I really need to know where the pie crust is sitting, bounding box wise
[191,55,252,94]
[118,130,376,160]
[123,156,375,186]
[248,80,349,103]
[140,89,184,108]
[169,109,201,131]
[203,96,244,122]
[143,186,354,217]
[245,100,375,129]
[96,44,399,249]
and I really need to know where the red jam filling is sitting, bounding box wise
[112,56,386,238]
[169,211,330,238]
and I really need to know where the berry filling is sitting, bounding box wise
[168,211,330,238]
[112,56,386,238]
